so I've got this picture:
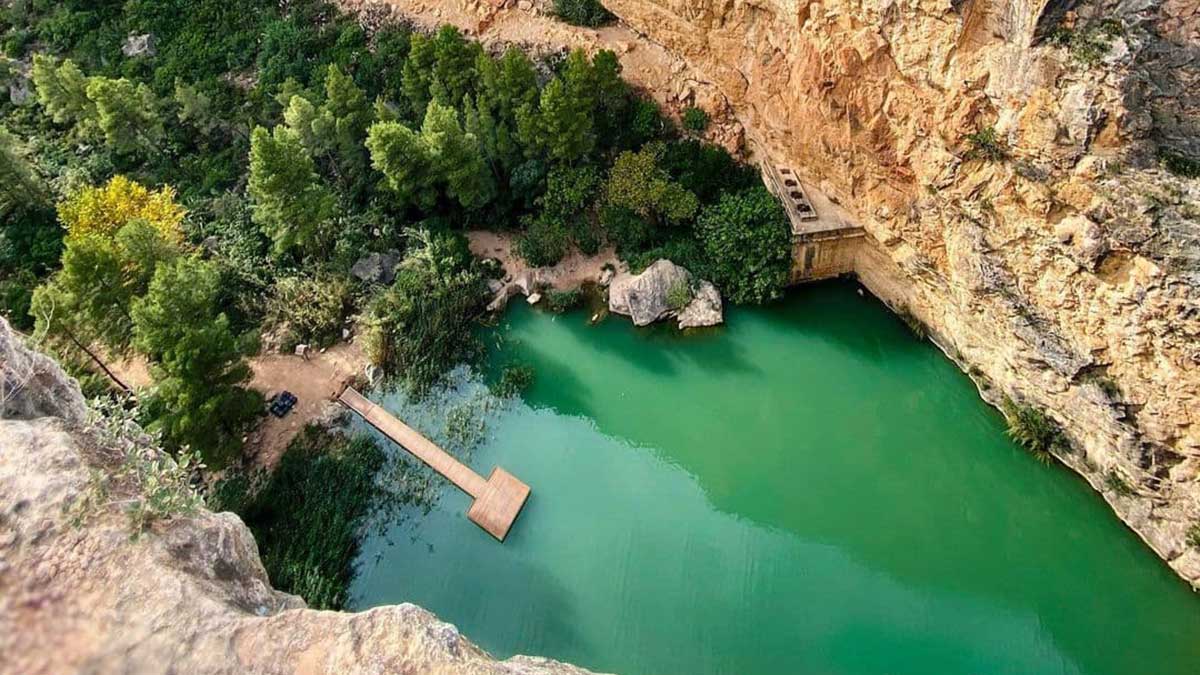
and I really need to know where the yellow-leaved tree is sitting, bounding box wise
[57,175,185,241]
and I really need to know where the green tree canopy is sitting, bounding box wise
[247,125,336,255]
[695,186,792,304]
[604,143,698,225]
[132,256,260,465]
[85,77,163,156]
[366,120,438,211]
[367,101,493,211]
[31,55,95,130]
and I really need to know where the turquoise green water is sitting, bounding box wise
[350,281,1200,675]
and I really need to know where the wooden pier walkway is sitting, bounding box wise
[338,387,530,541]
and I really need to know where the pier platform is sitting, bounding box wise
[338,387,530,541]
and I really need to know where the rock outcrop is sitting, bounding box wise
[0,319,598,675]
[609,259,692,325]
[608,259,723,327]
[0,319,86,425]
[677,280,723,329]
[335,0,1200,588]
[350,249,401,285]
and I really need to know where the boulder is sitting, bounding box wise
[364,364,383,385]
[677,280,724,328]
[121,33,156,58]
[0,318,87,424]
[1053,214,1108,269]
[513,269,544,296]
[608,259,693,326]
[598,266,616,287]
[8,74,32,106]
[350,249,401,285]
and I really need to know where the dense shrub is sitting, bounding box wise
[682,106,709,134]
[1159,148,1200,179]
[361,230,487,392]
[265,274,352,349]
[0,269,36,330]
[552,0,616,28]
[1002,399,1068,463]
[695,186,792,304]
[600,205,653,254]
[517,213,572,267]
[964,126,1008,162]
[661,140,758,204]
[603,143,697,226]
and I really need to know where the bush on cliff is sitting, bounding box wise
[552,0,616,28]
[695,186,792,304]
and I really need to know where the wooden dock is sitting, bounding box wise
[338,387,530,541]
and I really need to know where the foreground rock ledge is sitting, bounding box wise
[0,416,602,675]
[0,319,599,675]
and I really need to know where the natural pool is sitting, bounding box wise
[349,281,1200,675]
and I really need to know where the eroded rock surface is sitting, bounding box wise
[609,259,690,325]
[0,319,599,675]
[677,280,723,328]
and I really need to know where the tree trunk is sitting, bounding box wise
[65,329,132,394]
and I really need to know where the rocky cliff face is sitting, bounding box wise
[593,0,1200,585]
[337,0,1200,585]
[0,319,597,675]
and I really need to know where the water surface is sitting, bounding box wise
[351,281,1200,675]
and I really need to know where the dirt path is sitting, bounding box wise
[244,342,367,468]
[468,230,621,291]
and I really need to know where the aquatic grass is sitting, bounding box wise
[212,426,402,610]
[545,288,584,314]
[495,364,535,398]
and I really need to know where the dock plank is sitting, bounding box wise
[338,387,529,541]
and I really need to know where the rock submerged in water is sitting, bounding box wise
[608,259,723,329]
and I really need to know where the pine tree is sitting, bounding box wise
[132,256,260,465]
[0,126,48,217]
[86,77,163,155]
[174,80,218,136]
[313,65,371,182]
[431,26,481,108]
[422,101,494,210]
[537,77,594,163]
[496,48,540,122]
[283,94,321,150]
[366,121,438,210]
[30,55,95,130]
[402,33,436,119]
[247,125,335,255]
[37,218,181,354]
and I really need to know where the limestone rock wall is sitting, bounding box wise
[593,0,1200,584]
[338,0,1200,585]
[0,319,598,675]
